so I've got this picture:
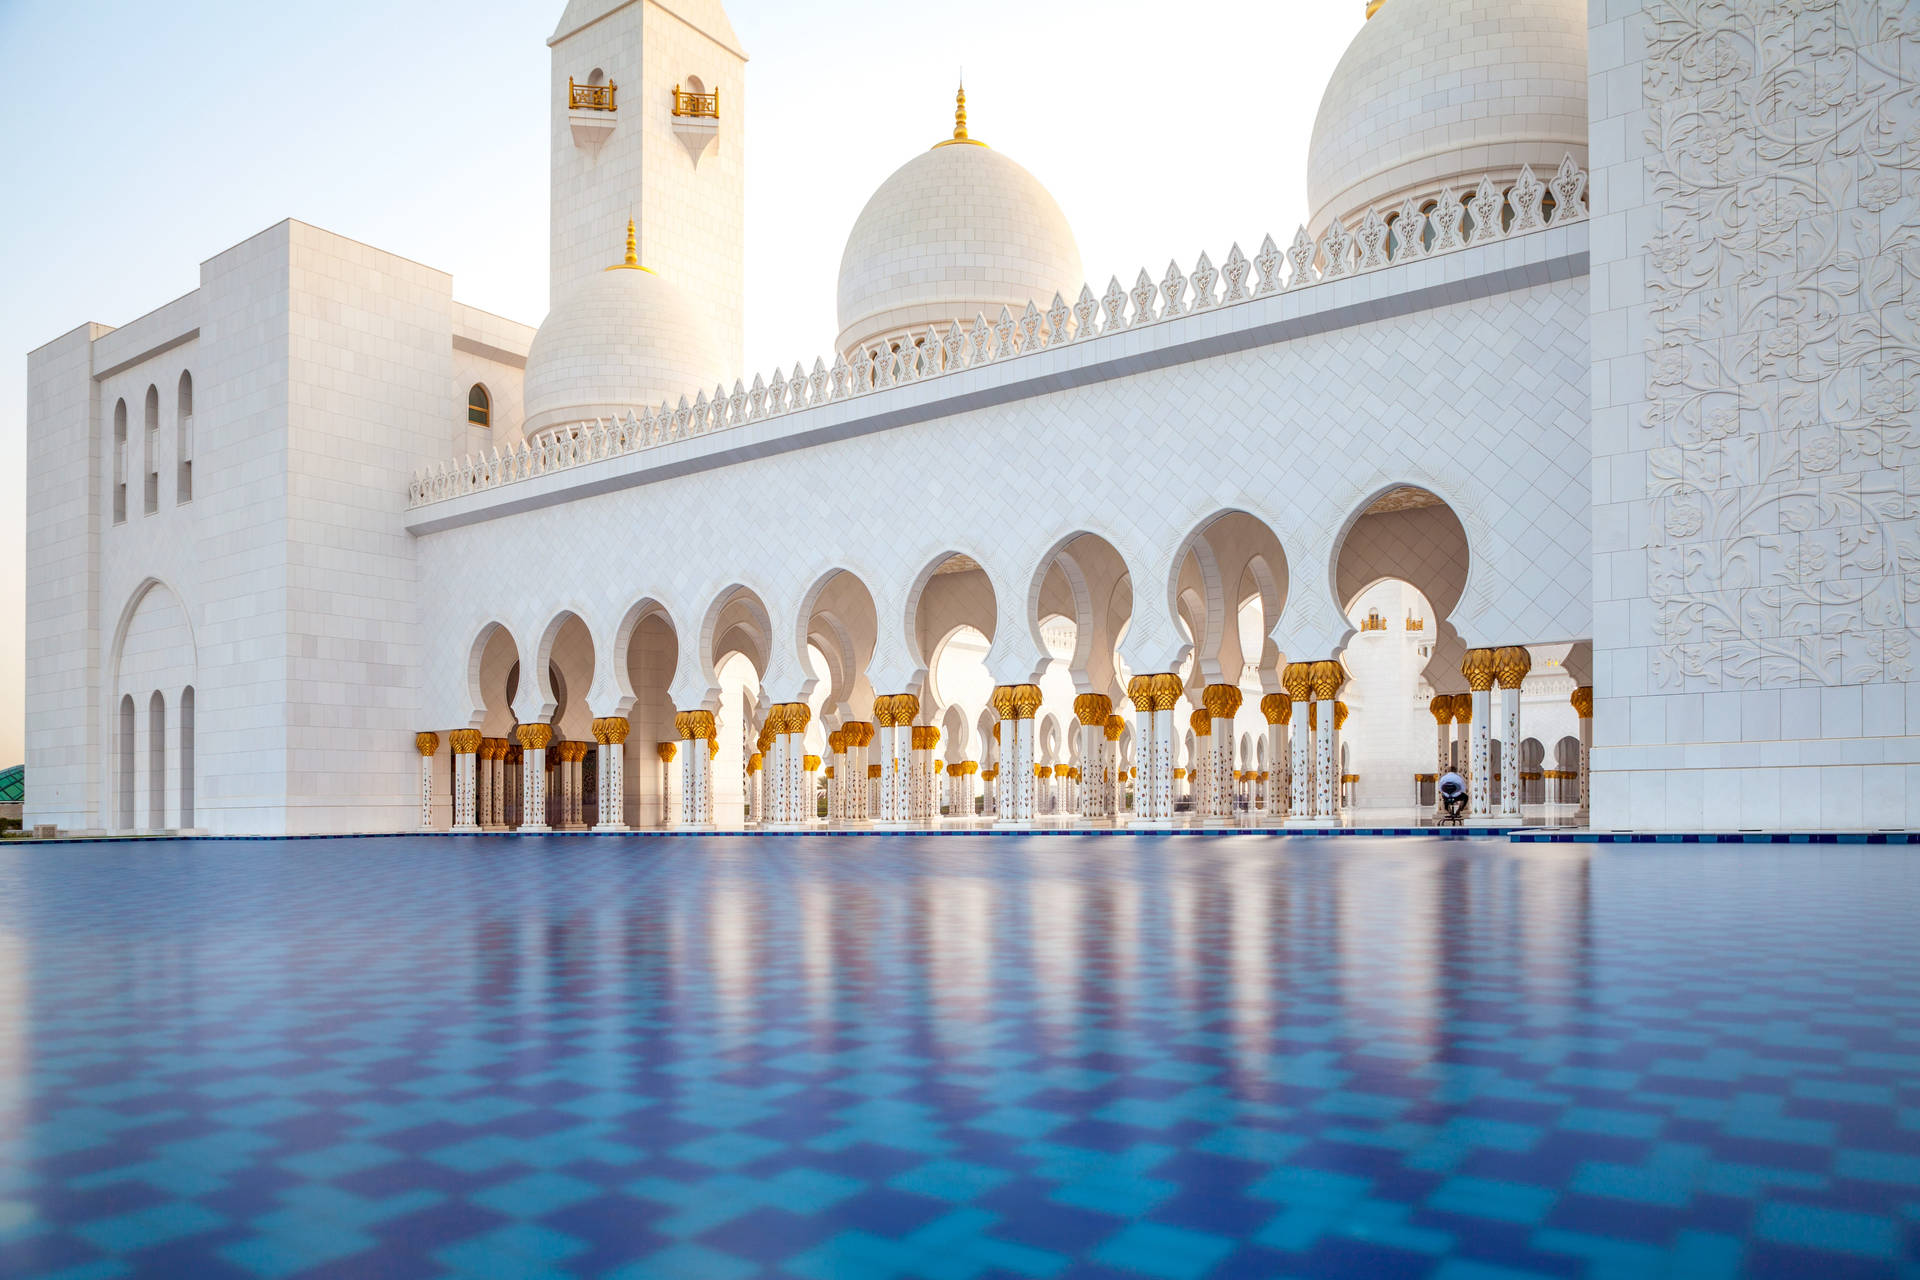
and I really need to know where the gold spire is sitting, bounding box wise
[932,81,986,150]
[605,217,654,273]
[1365,0,1385,16]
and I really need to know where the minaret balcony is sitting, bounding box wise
[568,77,617,149]
[671,84,719,165]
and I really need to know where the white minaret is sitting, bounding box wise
[547,0,746,373]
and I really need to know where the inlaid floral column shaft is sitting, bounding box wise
[1461,650,1497,818]
[909,724,939,823]
[416,733,439,829]
[991,685,1041,823]
[1283,664,1314,819]
[1571,685,1593,820]
[476,740,496,830]
[1311,661,1343,821]
[1332,700,1349,816]
[1074,695,1112,820]
[656,742,676,826]
[1432,695,1455,803]
[517,723,553,832]
[1261,694,1290,818]
[1103,712,1125,818]
[1495,647,1532,819]
[1204,684,1242,823]
[674,711,715,827]
[450,729,481,831]
[782,703,811,826]
[1450,693,1472,781]
[803,754,821,820]
[594,718,629,829]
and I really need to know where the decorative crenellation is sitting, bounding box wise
[410,156,1591,507]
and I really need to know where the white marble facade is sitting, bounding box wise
[22,0,1920,836]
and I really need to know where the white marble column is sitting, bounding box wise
[783,704,810,827]
[1573,685,1593,821]
[595,718,629,830]
[1201,685,1241,824]
[656,741,676,827]
[674,712,714,828]
[1462,649,1495,819]
[417,732,440,830]
[1261,694,1290,818]
[451,730,480,831]
[1434,696,1454,808]
[1496,647,1531,820]
[1331,701,1348,817]
[518,724,552,832]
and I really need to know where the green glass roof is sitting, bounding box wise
[0,766,21,804]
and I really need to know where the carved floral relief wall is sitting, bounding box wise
[1643,0,1920,690]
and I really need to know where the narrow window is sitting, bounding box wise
[149,690,166,829]
[467,384,492,428]
[179,686,195,828]
[143,385,159,515]
[112,399,128,524]
[176,371,194,503]
[118,694,135,827]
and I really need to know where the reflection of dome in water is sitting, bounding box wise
[1306,0,1587,236]
[521,221,726,439]
[836,88,1082,359]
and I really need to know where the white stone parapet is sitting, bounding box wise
[409,158,1589,508]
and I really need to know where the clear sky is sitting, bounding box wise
[0,0,1366,772]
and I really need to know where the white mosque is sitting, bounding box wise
[23,0,1920,836]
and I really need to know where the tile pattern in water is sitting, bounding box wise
[0,835,1916,1279]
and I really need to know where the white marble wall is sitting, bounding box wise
[1588,0,1920,829]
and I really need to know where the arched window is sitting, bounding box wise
[142,384,159,515]
[176,371,194,503]
[112,399,128,524]
[467,383,492,428]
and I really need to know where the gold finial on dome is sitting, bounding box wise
[932,81,986,150]
[1365,0,1385,15]
[606,217,654,273]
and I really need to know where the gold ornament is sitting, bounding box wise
[1493,646,1533,690]
[747,753,762,773]
[1011,684,1042,719]
[1450,692,1473,723]
[1202,684,1242,719]
[1571,686,1594,718]
[1126,675,1155,712]
[868,764,882,779]
[1074,693,1112,726]
[657,742,677,762]
[1334,701,1350,731]
[1260,693,1291,725]
[1104,714,1125,741]
[990,686,1017,719]
[517,723,553,751]
[1190,707,1212,736]
[803,755,821,771]
[449,729,481,755]
[1281,662,1314,703]
[416,732,441,756]
[1430,697,1454,725]
[1149,672,1183,712]
[1309,660,1344,701]
[1461,648,1497,693]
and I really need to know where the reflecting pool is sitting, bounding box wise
[0,834,1915,1278]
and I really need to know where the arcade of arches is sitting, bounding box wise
[417,495,1592,832]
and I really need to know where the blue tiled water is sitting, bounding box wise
[0,835,1916,1279]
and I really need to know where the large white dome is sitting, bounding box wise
[1306,0,1587,238]
[522,232,725,439]
[836,96,1082,359]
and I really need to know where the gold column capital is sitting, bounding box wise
[1430,696,1454,725]
[990,686,1017,719]
[1260,692,1292,725]
[1202,684,1243,719]
[1449,692,1473,723]
[593,716,630,745]
[1281,662,1315,702]
[450,729,481,755]
[963,760,978,775]
[1104,713,1126,741]
[1126,675,1155,712]
[1011,684,1042,719]
[1334,700,1350,731]
[657,741,677,762]
[1462,648,1498,692]
[868,764,882,779]
[1571,685,1594,717]
[803,754,821,771]
[1309,660,1344,701]
[1190,707,1212,737]
[1074,693,1113,726]
[675,710,716,741]
[517,723,553,751]
[416,731,441,756]
[1148,672,1183,711]
[1494,645,1533,690]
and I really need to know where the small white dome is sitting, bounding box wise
[1306,0,1587,237]
[836,97,1082,359]
[523,237,725,438]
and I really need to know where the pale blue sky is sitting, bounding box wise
[0,0,1363,769]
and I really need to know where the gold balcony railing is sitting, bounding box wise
[569,78,616,111]
[672,84,719,118]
